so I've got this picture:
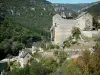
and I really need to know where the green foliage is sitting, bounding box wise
[85,2,100,17]
[7,60,51,75]
[81,50,91,65]
[7,66,30,75]
[0,0,54,41]
[93,36,100,52]
[0,0,54,59]
[46,43,59,49]
[64,64,81,75]
[9,61,20,69]
[53,50,59,56]
[8,42,100,75]
[72,27,81,40]
[41,58,59,72]
[63,36,77,48]
[75,37,100,74]
[93,17,100,30]
[51,60,82,75]
[77,49,100,75]
[63,40,71,49]
[57,51,67,63]
[51,43,100,75]
[0,19,42,59]
[30,60,50,75]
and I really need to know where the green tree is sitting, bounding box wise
[11,42,24,56]
[63,40,71,49]
[7,60,51,75]
[0,19,42,59]
[29,60,51,75]
[7,66,30,75]
[71,27,81,40]
[58,51,67,63]
[93,17,100,30]
[41,58,58,72]
[92,38,100,74]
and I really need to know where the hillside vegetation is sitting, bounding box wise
[0,0,54,40]
[0,19,42,60]
[85,2,100,17]
[0,0,54,59]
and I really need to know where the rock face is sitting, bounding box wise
[52,3,91,13]
[51,12,93,45]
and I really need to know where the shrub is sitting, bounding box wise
[46,43,59,49]
[63,40,71,49]
[71,27,81,40]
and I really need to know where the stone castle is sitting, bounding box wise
[51,12,98,45]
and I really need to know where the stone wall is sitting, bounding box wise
[53,14,76,44]
[81,31,98,37]
[51,13,93,45]
[76,16,86,30]
[54,27,72,44]
[76,13,93,30]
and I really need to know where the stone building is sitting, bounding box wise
[76,12,93,30]
[51,12,94,45]
[18,49,32,68]
[51,14,76,45]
